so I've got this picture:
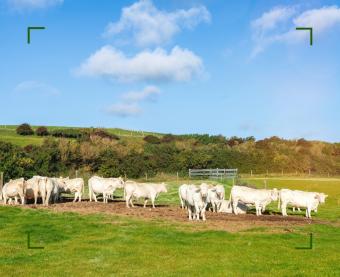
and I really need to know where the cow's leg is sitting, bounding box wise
[298,208,301,212]
[93,192,98,202]
[125,194,130,208]
[232,199,239,215]
[292,207,296,212]
[188,206,192,220]
[130,197,135,207]
[194,204,200,221]
[151,197,156,209]
[143,199,148,208]
[78,191,82,202]
[73,192,77,202]
[103,192,106,203]
[281,202,287,216]
[20,194,25,205]
[201,207,206,221]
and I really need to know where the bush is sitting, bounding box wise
[92,129,119,140]
[50,128,84,139]
[16,123,34,136]
[144,135,161,144]
[36,126,49,136]
[161,134,176,143]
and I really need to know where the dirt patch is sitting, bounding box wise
[19,200,326,233]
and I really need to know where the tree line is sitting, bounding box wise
[0,124,339,182]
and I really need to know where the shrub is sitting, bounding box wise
[144,135,161,144]
[36,126,49,136]
[161,134,176,143]
[50,128,84,139]
[92,129,119,140]
[16,123,34,136]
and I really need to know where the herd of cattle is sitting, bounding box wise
[0,176,328,220]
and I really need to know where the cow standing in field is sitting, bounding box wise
[207,184,225,212]
[63,178,84,202]
[2,178,26,205]
[88,176,124,203]
[125,181,167,208]
[179,184,189,209]
[231,185,278,216]
[278,189,327,218]
[25,176,58,205]
[185,184,209,221]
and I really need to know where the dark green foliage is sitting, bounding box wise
[35,126,49,136]
[144,135,161,144]
[92,129,119,140]
[50,128,84,139]
[16,123,34,136]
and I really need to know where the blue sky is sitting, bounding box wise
[1,0,340,142]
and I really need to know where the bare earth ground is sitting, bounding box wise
[17,199,329,233]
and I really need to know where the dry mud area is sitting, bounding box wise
[21,200,324,232]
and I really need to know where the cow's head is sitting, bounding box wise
[117,177,125,188]
[200,183,209,198]
[315,193,328,203]
[215,185,224,198]
[271,188,279,201]
[159,182,168,193]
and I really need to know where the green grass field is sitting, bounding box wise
[0,125,162,147]
[0,177,339,276]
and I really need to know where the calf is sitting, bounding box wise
[219,200,248,214]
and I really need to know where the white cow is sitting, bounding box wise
[207,185,225,212]
[125,181,167,208]
[25,176,41,204]
[219,199,248,214]
[63,178,84,202]
[2,178,26,205]
[37,177,55,206]
[185,184,209,221]
[88,176,124,203]
[231,185,278,216]
[179,184,189,209]
[279,189,327,218]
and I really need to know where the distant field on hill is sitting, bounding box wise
[0,125,162,147]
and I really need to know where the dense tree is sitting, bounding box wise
[16,123,34,136]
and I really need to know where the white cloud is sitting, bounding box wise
[251,6,296,34]
[7,0,63,11]
[76,45,203,82]
[122,85,160,102]
[106,102,142,117]
[104,0,211,46]
[251,5,340,57]
[107,85,160,118]
[14,80,60,95]
[294,6,340,32]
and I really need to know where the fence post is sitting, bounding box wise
[264,179,267,189]
[0,172,3,200]
[176,172,179,182]
[281,169,283,176]
[251,170,253,177]
[124,173,127,181]
[75,170,78,178]
[232,177,235,186]
[189,169,191,178]
[145,172,148,181]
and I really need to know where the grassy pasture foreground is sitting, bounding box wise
[0,178,339,276]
